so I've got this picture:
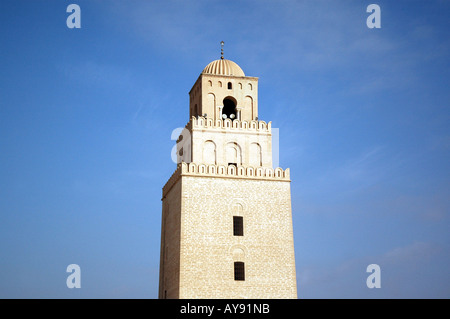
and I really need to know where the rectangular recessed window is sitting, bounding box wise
[234,262,245,281]
[233,216,243,236]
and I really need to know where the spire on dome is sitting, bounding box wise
[220,41,224,60]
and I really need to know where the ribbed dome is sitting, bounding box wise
[202,59,245,77]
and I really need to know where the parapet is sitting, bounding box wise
[190,116,271,133]
[162,162,290,198]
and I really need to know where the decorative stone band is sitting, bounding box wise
[162,162,290,198]
[187,116,271,132]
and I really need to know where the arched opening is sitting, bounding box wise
[228,82,232,89]
[203,140,216,165]
[250,143,262,166]
[226,142,241,165]
[222,97,237,120]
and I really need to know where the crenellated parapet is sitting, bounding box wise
[181,162,289,179]
[162,162,290,198]
[189,116,271,133]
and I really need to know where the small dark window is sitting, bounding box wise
[233,216,243,236]
[228,82,232,89]
[234,262,245,281]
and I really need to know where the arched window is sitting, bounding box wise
[222,97,237,119]
[250,143,262,166]
[226,142,242,165]
[203,140,216,165]
[228,82,232,89]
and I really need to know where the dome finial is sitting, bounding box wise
[220,41,225,60]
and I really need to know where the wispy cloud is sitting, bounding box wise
[303,145,389,197]
[337,146,385,182]
[105,0,447,98]
[108,0,216,60]
[58,60,133,89]
[381,241,439,265]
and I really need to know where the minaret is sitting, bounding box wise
[158,43,297,299]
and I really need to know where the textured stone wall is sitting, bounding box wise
[176,175,297,299]
[158,179,181,299]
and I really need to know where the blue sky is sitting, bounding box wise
[0,0,449,298]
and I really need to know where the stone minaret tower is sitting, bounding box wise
[158,45,297,299]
